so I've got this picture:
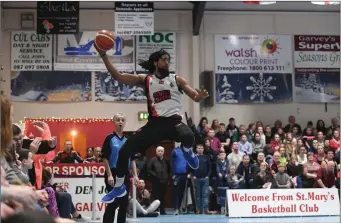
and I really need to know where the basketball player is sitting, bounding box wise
[95,45,209,203]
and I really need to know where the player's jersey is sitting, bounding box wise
[144,73,182,119]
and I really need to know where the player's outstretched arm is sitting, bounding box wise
[176,76,209,102]
[95,44,145,87]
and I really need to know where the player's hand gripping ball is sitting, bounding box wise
[95,30,115,52]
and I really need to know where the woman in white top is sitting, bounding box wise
[297,146,307,165]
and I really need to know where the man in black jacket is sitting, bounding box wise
[146,146,171,215]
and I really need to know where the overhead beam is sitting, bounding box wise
[192,2,206,36]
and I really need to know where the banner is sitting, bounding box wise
[227,189,340,218]
[47,164,107,220]
[10,71,92,102]
[45,163,105,176]
[36,1,79,34]
[53,177,106,220]
[54,31,135,71]
[214,35,293,104]
[94,71,146,102]
[114,2,154,36]
[294,35,340,103]
[11,31,52,71]
[136,32,176,72]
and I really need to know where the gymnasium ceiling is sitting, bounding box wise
[1,1,340,12]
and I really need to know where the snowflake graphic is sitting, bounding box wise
[246,73,277,102]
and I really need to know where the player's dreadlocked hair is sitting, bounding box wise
[138,49,171,73]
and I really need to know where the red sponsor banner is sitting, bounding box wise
[45,163,105,176]
[294,35,340,51]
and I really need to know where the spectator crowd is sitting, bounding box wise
[1,92,340,222]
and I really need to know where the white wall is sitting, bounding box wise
[201,11,340,127]
[1,9,193,130]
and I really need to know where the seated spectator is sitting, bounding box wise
[91,147,103,163]
[197,117,208,135]
[273,163,291,189]
[286,156,303,188]
[232,125,249,143]
[211,119,220,134]
[330,130,340,153]
[279,146,288,164]
[206,129,221,153]
[297,146,307,165]
[270,134,281,152]
[251,133,265,161]
[254,152,269,173]
[314,145,326,165]
[215,123,230,152]
[227,165,244,189]
[271,120,282,136]
[253,162,272,189]
[264,125,272,144]
[302,152,320,188]
[314,161,336,188]
[284,140,295,158]
[256,126,266,145]
[129,179,160,217]
[302,127,314,148]
[226,118,238,139]
[227,142,243,167]
[48,141,83,164]
[216,152,228,186]
[84,147,94,162]
[236,154,255,189]
[270,152,281,175]
[263,144,274,164]
[324,139,331,152]
[238,134,253,156]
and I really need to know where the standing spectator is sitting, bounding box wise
[216,152,228,186]
[171,146,188,215]
[190,144,214,214]
[146,146,170,215]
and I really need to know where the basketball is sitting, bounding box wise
[95,30,115,51]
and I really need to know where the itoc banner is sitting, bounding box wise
[294,35,340,103]
[11,31,52,71]
[136,32,176,72]
[214,35,293,104]
[54,31,135,71]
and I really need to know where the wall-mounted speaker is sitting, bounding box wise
[200,70,214,107]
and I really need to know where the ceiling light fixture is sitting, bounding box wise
[243,1,277,5]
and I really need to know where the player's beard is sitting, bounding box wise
[158,67,169,78]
